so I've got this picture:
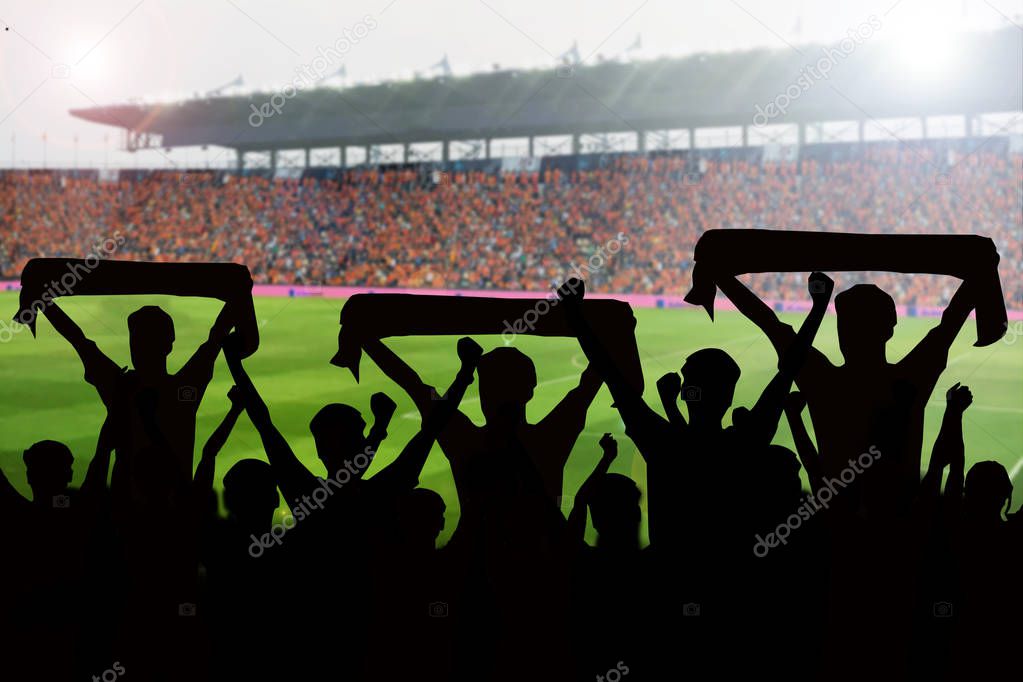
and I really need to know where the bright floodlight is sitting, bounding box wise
[890,15,962,82]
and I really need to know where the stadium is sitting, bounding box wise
[1,2,1022,679]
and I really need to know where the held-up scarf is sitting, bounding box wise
[683,229,1006,347]
[331,293,645,393]
[14,258,259,357]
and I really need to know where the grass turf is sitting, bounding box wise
[1,292,1020,543]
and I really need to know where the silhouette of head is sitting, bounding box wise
[398,488,446,549]
[23,440,73,502]
[309,403,368,474]
[680,348,740,426]
[834,285,896,362]
[127,305,174,373]
[588,473,642,548]
[964,460,1013,521]
[224,459,279,530]
[477,347,537,423]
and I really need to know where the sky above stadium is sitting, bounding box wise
[1,0,1021,168]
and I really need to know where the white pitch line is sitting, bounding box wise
[1009,455,1023,482]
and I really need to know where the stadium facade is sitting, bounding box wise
[67,27,1022,171]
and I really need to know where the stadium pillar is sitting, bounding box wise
[638,131,646,152]
[485,138,492,158]
[340,146,347,168]
[527,136,534,158]
[236,150,243,172]
[442,141,450,162]
[404,142,411,163]
[797,123,805,146]
[304,148,310,168]
[858,120,865,142]
[571,134,580,155]
[741,126,749,147]
[270,149,277,173]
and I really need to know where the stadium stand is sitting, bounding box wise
[2,137,1020,308]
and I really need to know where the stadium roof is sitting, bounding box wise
[71,27,1022,152]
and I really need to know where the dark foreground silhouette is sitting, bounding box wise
[1,234,1019,681]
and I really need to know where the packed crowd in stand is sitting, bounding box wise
[2,139,1020,308]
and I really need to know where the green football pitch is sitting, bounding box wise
[1,292,1021,542]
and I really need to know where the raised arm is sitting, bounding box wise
[223,332,318,500]
[369,338,483,493]
[927,383,971,506]
[179,302,234,384]
[784,392,823,494]
[716,275,796,355]
[743,272,833,448]
[80,417,116,500]
[41,302,120,388]
[363,392,397,467]
[192,386,245,501]
[556,279,667,456]
[567,433,617,543]
[656,372,687,430]
[932,281,975,348]
[363,338,436,414]
[535,362,603,465]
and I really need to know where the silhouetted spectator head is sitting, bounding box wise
[224,459,280,530]
[588,473,642,549]
[127,305,175,371]
[964,460,1013,521]
[310,403,368,474]
[398,488,446,548]
[23,440,73,502]
[834,285,897,361]
[477,347,537,423]
[680,348,740,425]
